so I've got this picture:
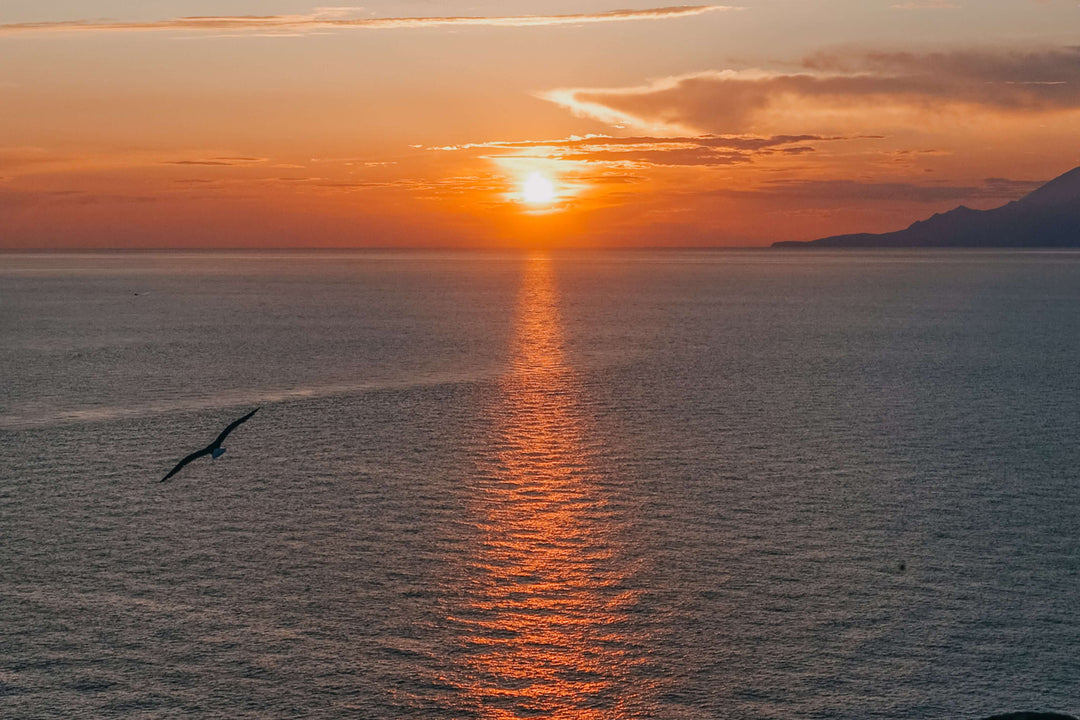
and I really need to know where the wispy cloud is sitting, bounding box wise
[710,176,1046,203]
[0,146,58,165]
[891,2,960,9]
[0,187,161,210]
[541,48,1080,134]
[0,5,736,36]
[431,133,831,166]
[163,156,268,166]
[431,133,823,151]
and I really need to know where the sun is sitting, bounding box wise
[521,171,556,205]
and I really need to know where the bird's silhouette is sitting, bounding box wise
[160,408,260,482]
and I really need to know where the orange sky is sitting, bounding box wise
[2,1,1080,247]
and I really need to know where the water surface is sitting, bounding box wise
[2,250,1078,718]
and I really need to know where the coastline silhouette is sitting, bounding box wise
[775,166,1080,248]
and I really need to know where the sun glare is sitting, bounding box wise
[522,171,556,205]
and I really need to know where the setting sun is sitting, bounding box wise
[522,171,556,205]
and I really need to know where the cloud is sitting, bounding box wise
[577,146,750,166]
[0,146,66,170]
[541,47,1080,134]
[891,2,960,8]
[709,176,1045,203]
[432,133,824,151]
[0,5,736,36]
[163,157,268,166]
[431,133,833,167]
[579,173,645,185]
[980,177,1046,194]
[0,187,160,210]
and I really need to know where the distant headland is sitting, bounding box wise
[774,166,1080,248]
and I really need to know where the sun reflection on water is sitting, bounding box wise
[449,254,654,719]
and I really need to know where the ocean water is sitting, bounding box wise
[1,249,1077,719]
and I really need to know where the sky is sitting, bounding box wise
[2,0,1079,248]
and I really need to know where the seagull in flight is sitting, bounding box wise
[160,408,260,482]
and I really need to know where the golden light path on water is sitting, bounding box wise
[448,254,656,718]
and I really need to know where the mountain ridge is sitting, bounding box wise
[773,166,1080,248]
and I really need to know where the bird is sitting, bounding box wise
[160,408,260,482]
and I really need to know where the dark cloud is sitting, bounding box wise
[980,177,1047,194]
[580,173,644,185]
[544,48,1080,133]
[724,180,980,202]
[709,176,1046,203]
[803,48,1080,108]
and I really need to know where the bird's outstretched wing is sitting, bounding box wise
[211,407,260,448]
[161,446,212,482]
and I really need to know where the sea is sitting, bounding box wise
[1,249,1077,719]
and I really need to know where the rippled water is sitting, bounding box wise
[2,250,1078,719]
